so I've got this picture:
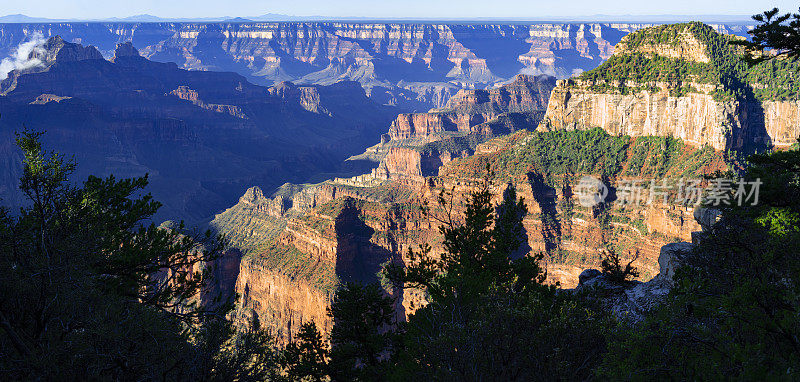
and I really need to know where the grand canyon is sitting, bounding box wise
[2,6,799,380]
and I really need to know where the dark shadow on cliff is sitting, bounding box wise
[448,25,530,78]
[734,84,772,158]
[201,248,242,311]
[527,173,561,254]
[599,25,628,46]
[334,198,393,285]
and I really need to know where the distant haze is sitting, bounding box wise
[0,0,796,21]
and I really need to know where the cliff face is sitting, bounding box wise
[235,255,332,344]
[388,74,556,141]
[760,100,800,148]
[339,74,556,189]
[0,37,397,223]
[541,23,800,151]
[0,22,751,110]
[215,124,729,340]
[543,80,734,150]
[215,187,421,343]
[444,73,555,112]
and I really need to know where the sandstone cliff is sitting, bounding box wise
[543,79,734,150]
[216,126,729,340]
[541,23,800,151]
[388,74,556,141]
[333,74,556,190]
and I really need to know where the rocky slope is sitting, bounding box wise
[0,22,752,110]
[387,74,556,141]
[0,37,397,223]
[339,74,557,185]
[213,126,730,340]
[210,32,757,337]
[541,22,800,152]
[199,22,800,341]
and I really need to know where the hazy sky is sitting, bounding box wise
[1,0,797,19]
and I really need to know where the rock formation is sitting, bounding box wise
[541,23,800,151]
[574,242,695,321]
[0,22,752,110]
[0,37,397,223]
[215,125,729,340]
[573,206,724,322]
[337,74,556,186]
[387,74,556,141]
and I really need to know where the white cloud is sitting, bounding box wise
[0,32,47,81]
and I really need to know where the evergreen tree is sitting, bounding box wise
[328,282,396,381]
[737,6,800,63]
[282,322,330,382]
[601,143,800,380]
[386,172,609,380]
[0,130,278,380]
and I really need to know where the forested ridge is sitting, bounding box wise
[579,22,800,101]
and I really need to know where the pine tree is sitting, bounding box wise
[282,322,330,382]
[328,282,395,381]
[385,170,608,380]
[0,130,277,379]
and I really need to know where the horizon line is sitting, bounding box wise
[0,12,757,23]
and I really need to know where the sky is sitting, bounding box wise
[0,0,798,20]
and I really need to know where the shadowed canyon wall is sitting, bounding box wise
[0,37,397,223]
[0,22,751,110]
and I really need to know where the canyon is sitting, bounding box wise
[211,64,733,342]
[210,23,800,342]
[0,37,397,223]
[0,22,751,110]
[1,21,792,344]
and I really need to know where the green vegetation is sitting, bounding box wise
[381,178,610,379]
[210,206,287,253]
[600,140,800,380]
[416,132,485,155]
[600,249,640,283]
[445,128,726,185]
[0,131,278,380]
[5,11,800,380]
[331,181,416,204]
[735,7,800,63]
[578,21,800,102]
[280,322,330,382]
[747,57,800,100]
[264,11,800,380]
[327,283,396,380]
[620,23,695,48]
[279,137,800,381]
[249,242,338,295]
[580,52,720,86]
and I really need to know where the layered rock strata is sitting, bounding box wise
[0,37,397,223]
[0,22,751,109]
[541,23,800,151]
